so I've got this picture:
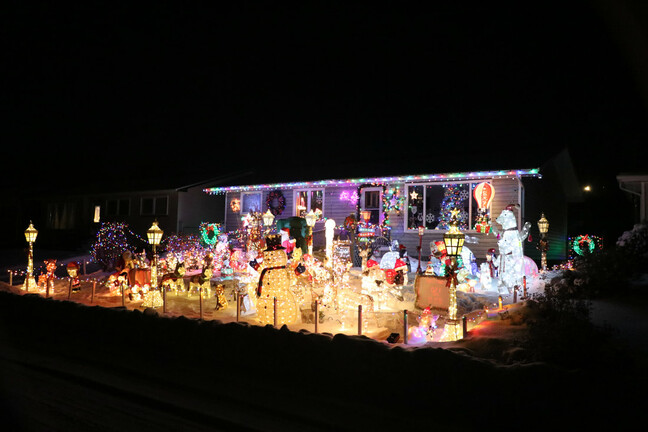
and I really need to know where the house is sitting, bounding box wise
[204,163,576,267]
[617,173,648,224]
[15,171,251,250]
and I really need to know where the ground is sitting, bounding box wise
[1,252,646,430]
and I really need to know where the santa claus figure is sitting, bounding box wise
[491,205,531,294]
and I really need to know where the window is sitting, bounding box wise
[240,192,262,214]
[295,189,324,219]
[406,182,491,231]
[141,196,168,216]
[360,188,382,225]
[106,198,130,217]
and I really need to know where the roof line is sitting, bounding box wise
[203,168,541,194]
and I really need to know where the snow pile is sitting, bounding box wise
[0,288,640,430]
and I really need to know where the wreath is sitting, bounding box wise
[573,234,595,256]
[199,222,222,247]
[266,190,286,216]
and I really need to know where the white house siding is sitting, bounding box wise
[223,177,531,265]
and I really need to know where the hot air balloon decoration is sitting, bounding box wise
[473,182,495,233]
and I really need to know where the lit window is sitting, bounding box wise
[406,182,489,231]
[295,189,324,219]
[240,192,262,214]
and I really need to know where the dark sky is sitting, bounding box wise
[3,1,648,194]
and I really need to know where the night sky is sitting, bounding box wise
[3,2,647,235]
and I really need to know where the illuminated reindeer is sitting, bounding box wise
[161,262,186,294]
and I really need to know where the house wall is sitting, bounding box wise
[178,187,225,235]
[222,177,534,267]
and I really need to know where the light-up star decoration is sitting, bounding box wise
[410,190,419,200]
[450,208,460,222]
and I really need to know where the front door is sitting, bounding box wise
[360,187,382,225]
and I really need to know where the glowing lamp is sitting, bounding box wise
[263,209,275,227]
[537,213,549,235]
[443,209,465,257]
[361,210,372,223]
[305,210,317,227]
[24,221,38,243]
[147,220,164,246]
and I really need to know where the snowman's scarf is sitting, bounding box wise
[256,265,287,297]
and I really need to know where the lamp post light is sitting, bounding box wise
[417,225,425,273]
[24,221,38,292]
[443,209,465,341]
[305,210,317,256]
[147,220,164,309]
[262,209,275,235]
[537,213,549,271]
[360,210,372,224]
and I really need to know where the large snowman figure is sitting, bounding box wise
[491,205,531,294]
[255,234,300,326]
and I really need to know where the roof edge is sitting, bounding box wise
[204,168,541,194]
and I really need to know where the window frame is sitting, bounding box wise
[106,198,131,217]
[293,188,325,219]
[240,191,263,215]
[404,181,494,232]
[360,186,383,225]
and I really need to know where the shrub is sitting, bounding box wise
[522,283,618,371]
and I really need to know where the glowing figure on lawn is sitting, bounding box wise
[491,205,531,294]
[256,234,299,326]
[478,248,499,293]
[38,259,57,293]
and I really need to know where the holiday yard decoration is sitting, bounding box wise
[255,234,299,326]
[490,205,532,294]
[265,190,286,216]
[199,222,222,247]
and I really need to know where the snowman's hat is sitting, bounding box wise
[264,234,285,251]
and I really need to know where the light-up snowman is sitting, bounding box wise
[255,234,300,326]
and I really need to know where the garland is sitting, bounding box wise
[266,190,286,216]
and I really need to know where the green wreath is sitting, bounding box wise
[199,222,222,246]
[266,190,286,216]
[573,234,595,256]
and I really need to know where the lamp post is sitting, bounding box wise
[24,221,38,292]
[417,225,425,273]
[262,209,275,235]
[147,220,164,297]
[443,209,465,341]
[537,213,549,271]
[305,210,317,255]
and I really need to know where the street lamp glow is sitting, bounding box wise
[442,209,464,341]
[147,220,164,293]
[262,209,275,227]
[24,221,38,292]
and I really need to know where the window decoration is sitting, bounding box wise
[230,198,241,213]
[383,186,405,215]
[339,190,359,205]
[266,190,286,216]
[241,192,262,214]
